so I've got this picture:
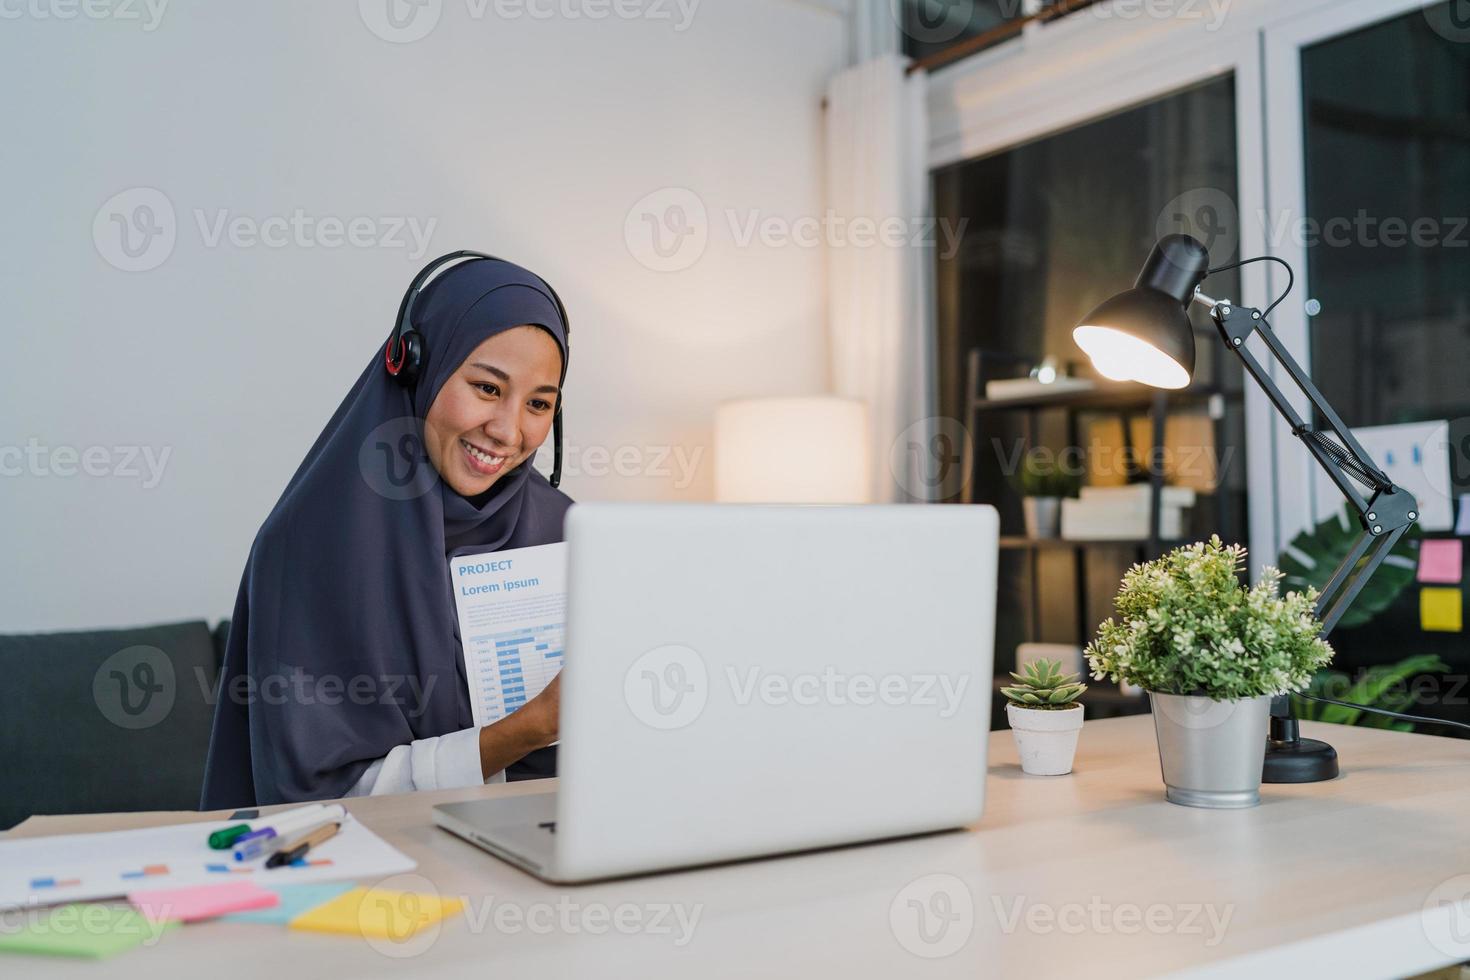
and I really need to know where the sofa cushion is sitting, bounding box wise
[212,620,231,674]
[0,620,219,830]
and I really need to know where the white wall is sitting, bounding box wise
[0,0,849,631]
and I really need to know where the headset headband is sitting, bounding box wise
[392,250,571,363]
[387,250,570,488]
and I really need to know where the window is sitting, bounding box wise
[923,0,1470,733]
[932,75,1247,532]
[1289,2,1470,724]
[1301,6,1470,428]
[931,75,1249,663]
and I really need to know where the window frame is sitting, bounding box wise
[923,0,1441,575]
[1261,0,1449,541]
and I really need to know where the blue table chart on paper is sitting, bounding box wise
[475,623,564,719]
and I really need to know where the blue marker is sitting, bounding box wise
[230,803,348,861]
[232,828,279,861]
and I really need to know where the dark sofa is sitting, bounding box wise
[0,620,230,831]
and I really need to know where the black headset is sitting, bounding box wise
[384,250,570,489]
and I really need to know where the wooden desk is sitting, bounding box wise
[7,716,1470,978]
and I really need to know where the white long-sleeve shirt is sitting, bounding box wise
[344,726,507,797]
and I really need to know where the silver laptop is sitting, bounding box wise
[433,502,999,883]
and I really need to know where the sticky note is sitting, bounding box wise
[0,904,176,959]
[1421,588,1463,633]
[1456,494,1470,536]
[1418,539,1464,584]
[223,882,357,925]
[130,881,278,923]
[288,886,464,938]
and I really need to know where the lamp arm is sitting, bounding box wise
[1190,293,1419,637]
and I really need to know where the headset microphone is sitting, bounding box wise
[385,250,570,488]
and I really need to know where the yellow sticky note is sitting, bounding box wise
[1421,587,1463,633]
[287,886,463,938]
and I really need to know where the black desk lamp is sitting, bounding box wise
[1072,234,1419,783]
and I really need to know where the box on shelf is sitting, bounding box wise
[984,376,1095,401]
[1079,484,1197,509]
[1061,495,1186,540]
[1082,412,1222,493]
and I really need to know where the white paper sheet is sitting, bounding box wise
[1311,420,1455,532]
[451,542,567,728]
[0,815,415,910]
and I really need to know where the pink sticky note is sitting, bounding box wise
[1418,539,1463,585]
[130,882,279,923]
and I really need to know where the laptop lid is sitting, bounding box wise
[553,503,999,881]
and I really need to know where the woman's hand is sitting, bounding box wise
[476,672,561,780]
[521,672,561,745]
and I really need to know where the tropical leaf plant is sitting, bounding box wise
[1293,654,1450,732]
[1276,505,1419,630]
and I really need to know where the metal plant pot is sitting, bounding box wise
[1022,496,1061,539]
[1148,692,1272,809]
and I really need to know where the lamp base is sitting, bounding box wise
[1263,736,1339,783]
[1262,699,1339,783]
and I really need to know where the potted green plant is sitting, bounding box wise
[1084,536,1333,809]
[1002,659,1086,775]
[1014,449,1083,539]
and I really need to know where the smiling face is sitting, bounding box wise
[423,325,563,497]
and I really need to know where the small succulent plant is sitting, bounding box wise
[1002,659,1086,710]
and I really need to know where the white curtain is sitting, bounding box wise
[824,53,935,503]
[849,0,901,62]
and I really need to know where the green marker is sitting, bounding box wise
[207,824,252,850]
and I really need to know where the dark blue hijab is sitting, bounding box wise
[201,259,572,808]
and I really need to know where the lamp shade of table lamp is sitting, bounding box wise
[1072,234,1203,390]
[714,397,871,503]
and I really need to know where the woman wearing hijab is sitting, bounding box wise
[201,253,573,808]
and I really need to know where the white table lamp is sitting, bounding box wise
[714,397,871,504]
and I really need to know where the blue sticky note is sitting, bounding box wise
[221,882,357,925]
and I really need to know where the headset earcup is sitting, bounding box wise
[387,330,423,386]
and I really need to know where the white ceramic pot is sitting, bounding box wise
[1006,702,1084,775]
[1022,497,1062,538]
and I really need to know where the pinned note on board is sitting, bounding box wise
[1456,494,1470,537]
[1418,540,1464,585]
[1421,588,1463,633]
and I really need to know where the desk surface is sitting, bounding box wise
[7,716,1470,979]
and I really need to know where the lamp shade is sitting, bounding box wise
[714,396,871,503]
[1072,234,1209,390]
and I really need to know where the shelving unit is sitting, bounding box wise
[962,349,1229,550]
[963,349,1241,721]
[998,536,1184,550]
